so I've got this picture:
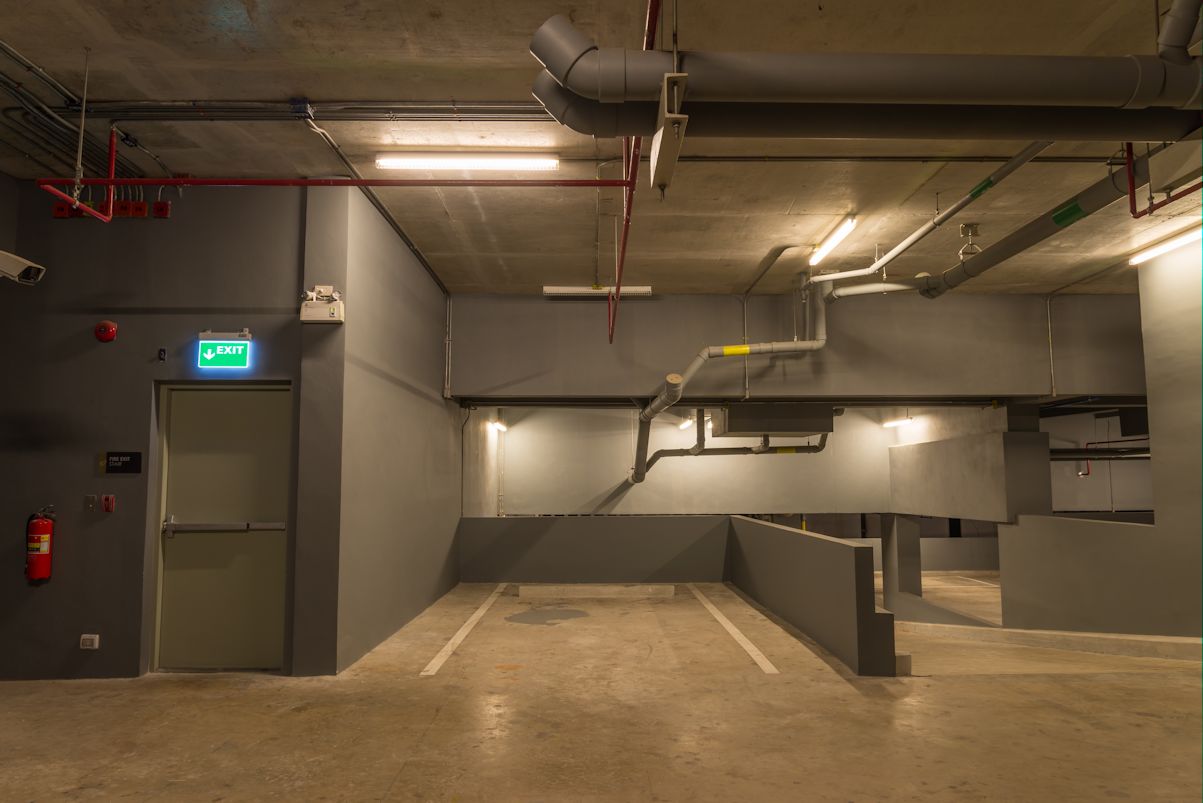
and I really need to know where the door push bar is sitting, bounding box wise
[162,514,286,537]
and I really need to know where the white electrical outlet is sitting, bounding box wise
[79,634,100,650]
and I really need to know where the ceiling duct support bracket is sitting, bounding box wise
[650,73,689,197]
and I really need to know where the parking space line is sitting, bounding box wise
[957,575,999,587]
[419,583,507,677]
[687,584,780,675]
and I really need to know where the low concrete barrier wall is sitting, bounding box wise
[726,516,897,676]
[456,515,729,583]
[999,515,1201,636]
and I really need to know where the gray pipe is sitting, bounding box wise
[532,72,1203,141]
[1159,0,1203,64]
[532,15,1202,109]
[808,141,1051,286]
[645,434,828,474]
[630,287,830,483]
[689,408,706,455]
[827,280,928,301]
[918,153,1151,298]
[1050,448,1151,461]
[742,246,803,398]
[828,150,1159,304]
[640,372,684,422]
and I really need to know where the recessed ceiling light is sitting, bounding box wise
[1128,226,1202,266]
[376,153,559,171]
[810,216,857,266]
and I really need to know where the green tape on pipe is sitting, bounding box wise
[1052,199,1087,227]
[969,177,994,199]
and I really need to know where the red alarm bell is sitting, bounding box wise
[94,320,118,342]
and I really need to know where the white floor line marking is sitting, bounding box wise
[687,583,780,675]
[957,575,1000,587]
[420,583,507,677]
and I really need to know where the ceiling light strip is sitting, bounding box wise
[1128,227,1202,265]
[376,154,559,172]
[809,216,858,266]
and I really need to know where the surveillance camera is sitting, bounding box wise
[0,250,46,285]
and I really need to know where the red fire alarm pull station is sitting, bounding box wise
[94,320,118,342]
[101,495,116,513]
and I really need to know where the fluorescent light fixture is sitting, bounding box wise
[488,421,508,433]
[809,216,858,266]
[678,418,694,430]
[376,153,559,171]
[883,416,913,428]
[1128,226,1202,266]
[542,285,653,298]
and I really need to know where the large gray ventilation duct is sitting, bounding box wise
[530,11,1203,140]
[531,72,1203,142]
[1159,0,1203,64]
[532,14,1202,107]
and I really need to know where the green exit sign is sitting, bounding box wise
[197,340,252,369]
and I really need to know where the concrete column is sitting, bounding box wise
[882,514,922,605]
[291,188,351,675]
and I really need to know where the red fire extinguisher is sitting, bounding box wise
[26,506,55,583]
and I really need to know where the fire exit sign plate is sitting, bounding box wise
[197,339,252,369]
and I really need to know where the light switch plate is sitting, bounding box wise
[80,634,100,650]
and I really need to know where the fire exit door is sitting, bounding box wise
[157,387,291,670]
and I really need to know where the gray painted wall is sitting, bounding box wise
[457,516,729,582]
[727,516,896,676]
[0,184,306,679]
[335,189,461,671]
[1042,412,1152,512]
[854,537,1000,572]
[888,432,1052,522]
[450,293,1145,399]
[999,242,1202,636]
[463,406,893,515]
[887,406,1008,445]
[0,182,462,679]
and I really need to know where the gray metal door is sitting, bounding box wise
[158,388,291,670]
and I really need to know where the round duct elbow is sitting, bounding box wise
[531,71,655,137]
[530,15,599,85]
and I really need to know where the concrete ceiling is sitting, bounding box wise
[0,0,1198,294]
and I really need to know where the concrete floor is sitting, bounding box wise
[877,571,1005,625]
[1,582,1199,801]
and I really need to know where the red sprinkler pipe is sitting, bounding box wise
[39,128,117,222]
[1125,141,1203,219]
[607,0,661,344]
